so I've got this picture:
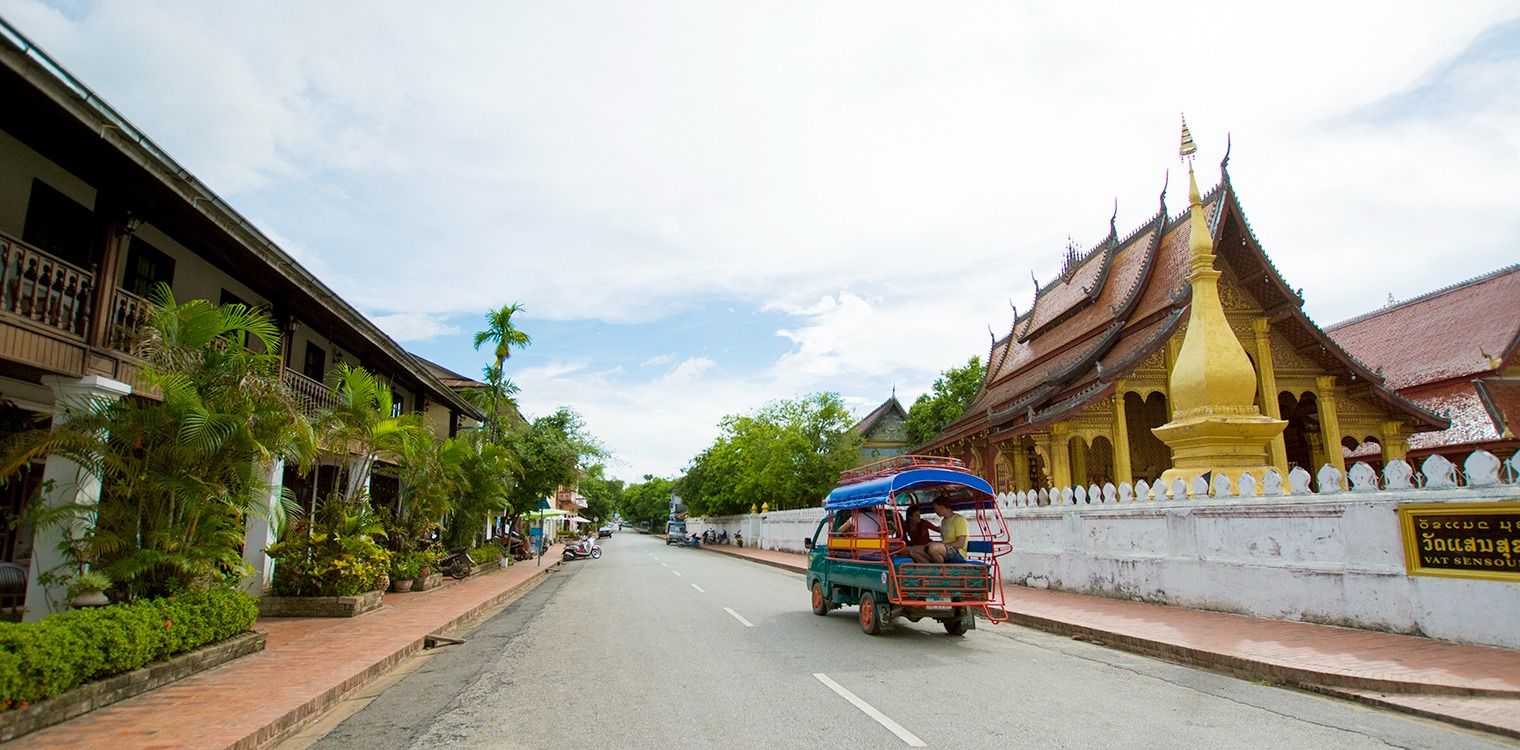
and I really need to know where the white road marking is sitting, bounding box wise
[672,570,683,577]
[813,673,926,747]
[661,562,668,567]
[723,607,754,627]
[691,584,705,593]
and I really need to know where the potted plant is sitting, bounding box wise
[68,570,112,609]
[389,552,421,592]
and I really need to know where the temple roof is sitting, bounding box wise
[927,163,1446,451]
[1326,265,1520,390]
[854,396,908,438]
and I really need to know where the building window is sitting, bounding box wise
[123,236,176,298]
[219,288,249,308]
[303,342,326,381]
[22,179,92,268]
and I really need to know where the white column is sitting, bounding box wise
[25,375,132,622]
[240,459,284,596]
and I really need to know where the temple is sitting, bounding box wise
[922,131,1447,494]
[851,395,910,465]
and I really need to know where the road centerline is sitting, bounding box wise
[813,673,926,747]
[691,584,704,592]
[723,607,755,627]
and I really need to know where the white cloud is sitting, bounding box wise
[367,313,459,343]
[659,357,716,385]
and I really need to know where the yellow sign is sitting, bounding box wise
[1398,501,1520,582]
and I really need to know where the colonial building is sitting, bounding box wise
[0,18,481,616]
[1327,265,1519,467]
[851,395,910,465]
[922,144,1446,494]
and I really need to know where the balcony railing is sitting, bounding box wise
[283,369,338,416]
[104,287,148,353]
[0,234,93,340]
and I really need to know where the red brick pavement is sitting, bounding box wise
[703,543,1520,738]
[7,547,566,750]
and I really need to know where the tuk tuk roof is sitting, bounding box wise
[822,468,995,511]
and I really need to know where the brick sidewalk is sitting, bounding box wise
[6,548,566,750]
[702,543,1520,739]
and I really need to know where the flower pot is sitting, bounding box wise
[391,578,414,593]
[71,590,110,609]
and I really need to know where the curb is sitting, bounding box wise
[248,560,561,750]
[702,546,806,575]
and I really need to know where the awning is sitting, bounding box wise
[521,509,569,520]
[566,516,590,525]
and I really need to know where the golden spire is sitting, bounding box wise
[1179,114,1197,160]
[1151,122,1287,495]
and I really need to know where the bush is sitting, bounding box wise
[267,530,390,597]
[468,544,502,565]
[0,587,256,708]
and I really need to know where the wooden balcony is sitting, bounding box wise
[283,369,337,417]
[0,232,95,377]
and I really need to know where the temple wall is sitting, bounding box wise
[997,453,1520,649]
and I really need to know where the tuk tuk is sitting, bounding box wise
[804,456,1010,635]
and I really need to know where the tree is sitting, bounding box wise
[0,286,311,602]
[620,475,676,529]
[903,356,984,446]
[472,303,532,372]
[500,407,605,525]
[679,392,860,515]
[312,364,432,512]
[577,465,623,525]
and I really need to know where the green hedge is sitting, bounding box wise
[0,587,257,709]
[468,543,502,565]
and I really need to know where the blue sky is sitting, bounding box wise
[2,1,1516,482]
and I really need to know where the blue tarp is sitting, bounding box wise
[822,468,994,511]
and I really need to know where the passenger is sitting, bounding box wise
[917,498,969,563]
[899,506,939,561]
[837,509,884,561]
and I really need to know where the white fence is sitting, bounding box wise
[690,452,1520,649]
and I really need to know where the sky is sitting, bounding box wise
[2,1,1516,483]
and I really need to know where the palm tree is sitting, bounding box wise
[473,303,532,371]
[312,364,431,512]
[0,285,311,602]
[461,363,521,444]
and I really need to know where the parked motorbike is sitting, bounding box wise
[562,537,602,560]
[684,534,701,548]
[439,547,475,579]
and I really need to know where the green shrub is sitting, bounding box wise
[0,587,256,709]
[468,544,502,565]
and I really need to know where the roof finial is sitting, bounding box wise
[1179,114,1197,162]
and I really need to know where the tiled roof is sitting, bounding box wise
[1406,382,1501,451]
[1327,265,1520,390]
[853,396,907,436]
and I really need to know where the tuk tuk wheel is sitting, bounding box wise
[859,591,884,635]
[943,615,967,636]
[811,582,831,616]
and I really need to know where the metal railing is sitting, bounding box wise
[0,233,93,339]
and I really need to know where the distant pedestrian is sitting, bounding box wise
[735,531,743,548]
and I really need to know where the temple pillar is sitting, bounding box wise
[1069,436,1089,487]
[1380,420,1410,463]
[1112,385,1133,484]
[1048,424,1073,491]
[1251,318,1291,476]
[1012,438,1031,493]
[1315,375,1346,482]
[25,375,133,622]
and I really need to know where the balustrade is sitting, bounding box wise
[0,234,93,339]
[283,369,337,415]
[105,287,148,353]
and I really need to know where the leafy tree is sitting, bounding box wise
[500,407,605,526]
[312,364,432,513]
[620,475,676,529]
[436,432,515,549]
[472,303,532,372]
[461,363,521,444]
[0,286,311,602]
[577,464,623,524]
[679,392,860,515]
[903,356,984,446]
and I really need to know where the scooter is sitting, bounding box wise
[562,537,602,560]
[439,547,475,579]
[684,534,701,548]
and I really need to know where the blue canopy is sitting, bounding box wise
[822,468,995,511]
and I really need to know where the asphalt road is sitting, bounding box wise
[295,532,1515,750]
